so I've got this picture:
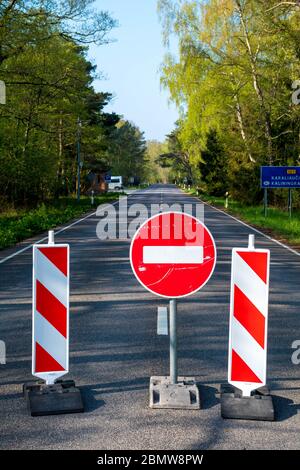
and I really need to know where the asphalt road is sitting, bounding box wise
[0,184,300,450]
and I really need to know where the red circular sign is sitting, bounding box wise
[130,212,217,298]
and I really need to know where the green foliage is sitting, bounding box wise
[108,120,147,184]
[0,2,147,210]
[0,194,120,249]
[0,2,118,205]
[158,0,300,206]
[156,123,197,183]
[199,129,229,196]
[228,162,262,205]
[145,140,170,183]
[0,1,117,67]
[186,188,300,245]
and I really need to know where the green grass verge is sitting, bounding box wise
[185,188,300,246]
[0,193,121,250]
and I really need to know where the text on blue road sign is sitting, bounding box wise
[261,166,300,188]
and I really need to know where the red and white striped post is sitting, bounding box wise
[32,230,69,385]
[228,234,270,397]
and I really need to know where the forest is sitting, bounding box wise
[1,0,300,248]
[158,0,300,206]
[0,0,150,208]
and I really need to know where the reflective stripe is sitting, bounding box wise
[34,311,67,370]
[35,249,68,307]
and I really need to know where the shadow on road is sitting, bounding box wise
[273,395,300,422]
[198,384,219,410]
[80,377,148,412]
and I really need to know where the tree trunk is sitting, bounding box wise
[234,93,255,163]
[235,0,273,164]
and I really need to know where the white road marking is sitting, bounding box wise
[199,199,300,257]
[0,194,135,265]
[2,188,298,265]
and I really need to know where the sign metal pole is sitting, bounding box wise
[169,299,178,385]
[77,117,81,202]
[288,188,292,218]
[225,192,229,209]
[264,188,268,218]
[130,212,216,410]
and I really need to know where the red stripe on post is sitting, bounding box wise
[35,342,65,373]
[233,285,265,348]
[231,349,262,383]
[237,251,268,284]
[36,280,67,337]
[38,247,68,276]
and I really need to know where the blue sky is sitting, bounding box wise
[88,0,179,142]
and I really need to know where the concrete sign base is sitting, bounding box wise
[149,376,200,410]
[220,383,275,421]
[23,380,84,417]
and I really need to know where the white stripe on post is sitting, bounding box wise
[231,316,265,382]
[157,307,168,335]
[228,247,270,397]
[34,311,67,369]
[143,246,203,264]
[234,254,268,316]
[32,244,69,385]
[35,251,68,307]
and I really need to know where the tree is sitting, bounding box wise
[199,129,229,196]
[156,123,196,184]
[158,0,300,204]
[0,15,119,203]
[107,120,147,184]
[146,140,170,183]
[0,1,116,66]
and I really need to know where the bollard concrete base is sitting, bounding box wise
[23,379,84,417]
[220,383,275,421]
[149,376,200,410]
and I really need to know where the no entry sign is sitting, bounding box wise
[130,212,216,298]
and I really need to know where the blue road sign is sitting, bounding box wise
[261,166,300,188]
[105,171,112,182]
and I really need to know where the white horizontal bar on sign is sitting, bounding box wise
[143,246,203,264]
[157,307,168,335]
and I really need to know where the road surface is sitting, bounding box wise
[0,185,300,450]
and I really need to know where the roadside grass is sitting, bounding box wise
[185,188,300,246]
[0,193,121,250]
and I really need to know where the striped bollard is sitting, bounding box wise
[24,231,83,416]
[32,230,69,383]
[220,234,275,421]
